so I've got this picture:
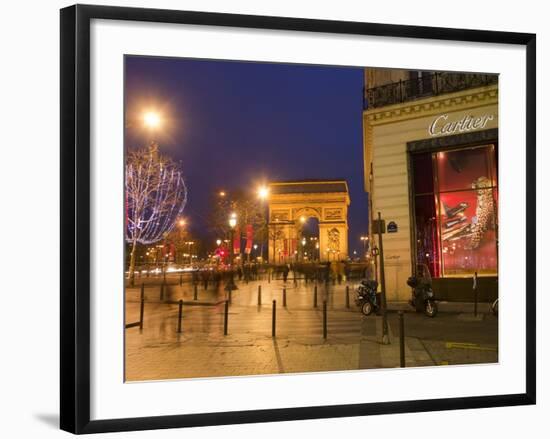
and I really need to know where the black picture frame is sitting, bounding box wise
[60,4,536,434]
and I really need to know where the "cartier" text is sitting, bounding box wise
[428,113,494,137]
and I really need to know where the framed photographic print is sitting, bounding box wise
[60,4,536,434]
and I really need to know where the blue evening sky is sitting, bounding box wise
[125,56,368,255]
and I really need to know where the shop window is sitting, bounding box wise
[411,144,498,278]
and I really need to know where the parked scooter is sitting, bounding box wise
[406,264,438,317]
[355,279,379,316]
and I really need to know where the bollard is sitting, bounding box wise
[283,287,287,307]
[345,285,350,309]
[194,284,198,301]
[399,311,405,367]
[159,283,164,301]
[272,300,277,337]
[323,300,328,339]
[224,300,229,335]
[473,272,478,317]
[258,285,262,306]
[177,300,183,333]
[268,271,271,284]
[139,296,145,330]
[314,285,318,308]
[179,273,183,286]
[204,279,208,290]
[163,270,166,284]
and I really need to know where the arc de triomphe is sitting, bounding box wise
[267,180,350,263]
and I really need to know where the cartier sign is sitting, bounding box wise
[428,113,494,137]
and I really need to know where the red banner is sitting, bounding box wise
[233,227,241,255]
[244,224,253,254]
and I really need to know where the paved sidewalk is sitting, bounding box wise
[125,279,497,381]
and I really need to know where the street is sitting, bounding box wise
[125,275,498,381]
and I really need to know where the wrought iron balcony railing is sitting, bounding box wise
[363,72,498,110]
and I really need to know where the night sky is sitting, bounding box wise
[125,56,368,255]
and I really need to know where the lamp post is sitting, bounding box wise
[225,213,238,292]
[257,185,269,263]
[177,218,187,265]
[360,236,369,260]
[186,241,194,265]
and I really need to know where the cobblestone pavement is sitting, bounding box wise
[125,278,498,381]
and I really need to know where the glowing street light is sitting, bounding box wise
[229,212,238,229]
[257,185,269,200]
[143,111,161,129]
[216,239,222,246]
[178,218,187,228]
[360,235,369,258]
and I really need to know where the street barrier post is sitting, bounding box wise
[177,300,183,333]
[399,311,405,367]
[139,296,144,330]
[224,300,229,335]
[323,300,328,339]
[272,300,276,337]
[473,271,478,317]
[314,285,318,308]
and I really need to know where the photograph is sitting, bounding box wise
[124,57,499,381]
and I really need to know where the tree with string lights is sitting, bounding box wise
[125,141,187,285]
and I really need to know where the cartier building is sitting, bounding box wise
[363,69,498,302]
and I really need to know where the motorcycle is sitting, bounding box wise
[407,264,438,317]
[355,279,379,316]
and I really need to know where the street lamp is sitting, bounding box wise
[216,239,222,246]
[257,185,269,200]
[225,213,238,292]
[229,212,237,229]
[360,236,369,259]
[143,111,161,129]
[257,185,269,263]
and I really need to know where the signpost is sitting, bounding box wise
[375,212,390,345]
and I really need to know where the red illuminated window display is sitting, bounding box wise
[412,144,498,278]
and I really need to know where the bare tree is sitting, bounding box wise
[209,188,267,257]
[125,142,187,284]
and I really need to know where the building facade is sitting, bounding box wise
[363,69,498,302]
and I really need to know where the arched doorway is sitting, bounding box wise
[298,216,320,261]
[267,180,350,263]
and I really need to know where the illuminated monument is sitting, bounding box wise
[267,180,350,263]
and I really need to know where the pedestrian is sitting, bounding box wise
[282,264,289,283]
